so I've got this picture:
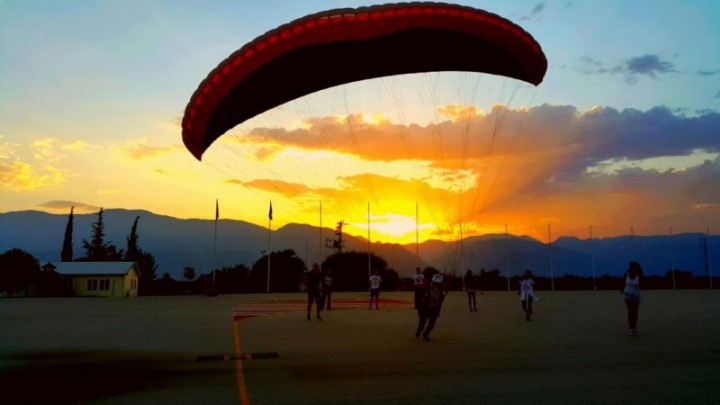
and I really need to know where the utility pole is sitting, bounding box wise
[700,233,712,289]
[325,221,346,254]
[590,225,596,291]
[548,224,554,291]
[670,226,676,290]
[505,224,511,291]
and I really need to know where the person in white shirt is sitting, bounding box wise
[368,270,382,310]
[623,261,643,336]
[518,270,536,321]
[322,266,334,311]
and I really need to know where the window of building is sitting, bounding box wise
[100,279,110,290]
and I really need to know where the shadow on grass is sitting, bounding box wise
[0,350,232,403]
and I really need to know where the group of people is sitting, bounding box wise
[512,262,644,334]
[303,264,384,320]
[305,261,645,337]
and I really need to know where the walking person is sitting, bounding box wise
[412,267,425,309]
[305,263,323,321]
[322,266,334,311]
[623,261,643,336]
[464,269,477,312]
[518,270,536,321]
[368,270,382,310]
[415,273,447,340]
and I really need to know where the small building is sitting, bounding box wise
[48,261,140,297]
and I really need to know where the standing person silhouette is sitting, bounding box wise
[518,270,536,321]
[322,266,334,311]
[368,270,382,310]
[305,263,323,321]
[464,269,477,312]
[412,267,425,309]
[623,261,643,336]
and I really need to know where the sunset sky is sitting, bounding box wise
[2,0,719,245]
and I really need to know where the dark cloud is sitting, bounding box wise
[519,2,545,21]
[625,54,675,77]
[233,104,720,182]
[39,200,99,212]
[580,54,676,83]
[499,106,720,222]
[698,69,720,76]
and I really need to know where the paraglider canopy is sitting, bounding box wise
[182,2,547,160]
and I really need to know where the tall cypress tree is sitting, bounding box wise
[126,216,140,261]
[124,216,157,294]
[61,206,74,261]
[82,208,107,260]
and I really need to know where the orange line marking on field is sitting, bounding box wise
[233,320,251,405]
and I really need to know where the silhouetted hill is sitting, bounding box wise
[1,210,717,280]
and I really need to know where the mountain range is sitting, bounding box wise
[1,209,717,281]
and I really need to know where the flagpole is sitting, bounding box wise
[505,223,510,291]
[367,202,371,279]
[670,226,676,290]
[416,203,419,265]
[590,225,596,291]
[213,199,218,293]
[319,201,322,264]
[548,224,554,291]
[267,201,272,293]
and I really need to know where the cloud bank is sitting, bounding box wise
[209,104,720,238]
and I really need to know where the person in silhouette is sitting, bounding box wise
[412,267,425,309]
[518,270,536,321]
[623,261,643,336]
[464,269,477,312]
[322,266,334,311]
[415,273,447,340]
[305,263,323,321]
[368,270,382,310]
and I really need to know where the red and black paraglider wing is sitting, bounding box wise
[182,2,548,160]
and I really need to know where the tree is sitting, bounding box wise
[159,272,177,295]
[125,216,140,261]
[249,249,305,292]
[61,206,74,261]
[197,264,250,294]
[0,248,40,297]
[122,216,157,295]
[136,250,158,296]
[323,251,388,291]
[183,266,196,281]
[81,208,123,261]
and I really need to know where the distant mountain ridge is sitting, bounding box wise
[1,209,717,280]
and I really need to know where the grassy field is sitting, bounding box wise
[2,290,719,404]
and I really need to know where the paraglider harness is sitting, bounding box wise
[419,275,446,316]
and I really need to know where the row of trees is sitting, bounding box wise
[62,207,160,295]
[2,207,715,297]
[156,250,403,295]
[0,207,160,297]
[1,205,405,296]
[444,268,716,291]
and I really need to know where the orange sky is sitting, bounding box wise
[194,98,719,244]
